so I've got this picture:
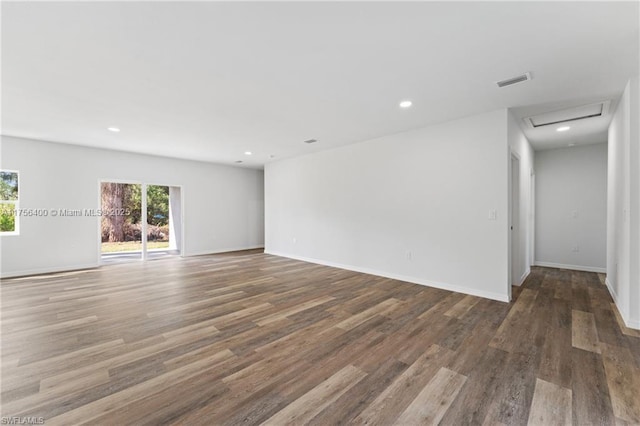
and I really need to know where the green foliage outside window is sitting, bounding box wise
[0,203,16,232]
[0,171,19,200]
[1,171,18,233]
[123,184,169,226]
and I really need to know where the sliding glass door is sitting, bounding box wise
[100,182,142,263]
[100,181,181,263]
[146,185,181,259]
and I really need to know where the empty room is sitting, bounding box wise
[1,1,639,425]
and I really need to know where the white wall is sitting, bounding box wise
[535,143,608,273]
[634,76,640,331]
[0,136,264,277]
[507,110,535,286]
[607,76,640,329]
[265,109,510,302]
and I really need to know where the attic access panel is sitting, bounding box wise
[524,101,610,128]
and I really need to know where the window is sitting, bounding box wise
[1,170,19,235]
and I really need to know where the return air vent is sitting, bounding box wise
[496,72,532,88]
[523,101,611,129]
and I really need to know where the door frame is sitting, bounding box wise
[508,150,521,300]
[145,182,185,259]
[529,169,536,268]
[96,179,184,265]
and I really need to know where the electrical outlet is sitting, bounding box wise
[292,237,297,244]
[572,245,579,253]
[489,210,497,220]
[571,210,579,219]
[406,251,412,261]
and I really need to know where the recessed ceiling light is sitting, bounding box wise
[556,126,571,132]
[235,160,243,164]
[304,139,318,144]
[107,127,120,133]
[399,100,413,108]
[244,151,252,156]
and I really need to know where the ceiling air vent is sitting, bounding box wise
[523,101,611,129]
[304,139,318,144]
[496,72,532,88]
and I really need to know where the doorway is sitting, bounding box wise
[510,154,521,287]
[99,181,182,264]
[100,182,142,262]
[145,185,182,260]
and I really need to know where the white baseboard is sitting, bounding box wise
[627,318,640,329]
[605,277,640,330]
[516,268,531,286]
[265,250,510,303]
[534,261,606,274]
[186,245,265,257]
[1,246,266,279]
[1,262,99,279]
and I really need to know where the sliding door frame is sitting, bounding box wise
[96,179,184,265]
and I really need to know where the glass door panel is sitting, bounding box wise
[100,182,142,263]
[146,185,180,259]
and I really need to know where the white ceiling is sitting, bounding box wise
[512,97,618,151]
[2,2,638,167]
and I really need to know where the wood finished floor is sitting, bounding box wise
[2,250,640,425]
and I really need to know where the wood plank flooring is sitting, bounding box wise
[1,250,639,425]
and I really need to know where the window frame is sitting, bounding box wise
[1,169,20,236]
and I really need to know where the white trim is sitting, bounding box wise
[605,278,640,330]
[1,169,20,235]
[516,268,530,286]
[179,186,185,257]
[625,318,640,330]
[186,246,265,257]
[141,183,148,261]
[265,250,510,303]
[1,262,99,279]
[507,149,519,301]
[97,181,185,263]
[1,247,265,278]
[97,180,102,265]
[534,261,606,273]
